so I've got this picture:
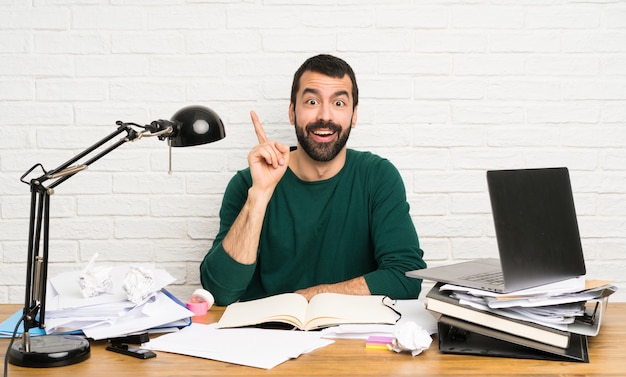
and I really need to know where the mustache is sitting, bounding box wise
[305,120,342,133]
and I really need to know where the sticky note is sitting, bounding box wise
[365,335,393,350]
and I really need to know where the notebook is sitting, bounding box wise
[406,167,586,293]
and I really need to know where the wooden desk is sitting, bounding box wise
[1,303,625,376]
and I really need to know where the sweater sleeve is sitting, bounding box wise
[200,170,257,306]
[362,158,427,299]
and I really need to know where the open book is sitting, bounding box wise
[216,293,400,331]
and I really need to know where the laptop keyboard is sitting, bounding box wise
[462,271,504,286]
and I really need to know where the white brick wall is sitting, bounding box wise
[1,0,625,303]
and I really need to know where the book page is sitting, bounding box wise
[217,293,309,329]
[304,294,399,330]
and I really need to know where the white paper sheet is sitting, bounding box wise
[145,323,334,369]
[320,299,438,339]
[48,265,176,310]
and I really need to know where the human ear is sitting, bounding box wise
[351,105,358,128]
[288,103,295,125]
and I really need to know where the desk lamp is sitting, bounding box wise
[6,105,225,368]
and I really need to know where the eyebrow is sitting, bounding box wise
[302,88,350,99]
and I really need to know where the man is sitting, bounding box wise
[200,54,426,305]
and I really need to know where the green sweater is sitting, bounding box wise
[200,149,426,305]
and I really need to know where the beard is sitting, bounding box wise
[294,117,352,162]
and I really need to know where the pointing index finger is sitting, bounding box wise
[250,111,268,144]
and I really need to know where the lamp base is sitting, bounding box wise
[8,334,90,368]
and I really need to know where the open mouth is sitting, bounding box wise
[311,128,336,142]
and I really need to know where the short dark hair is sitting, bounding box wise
[290,54,359,110]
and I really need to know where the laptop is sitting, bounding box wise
[406,167,586,293]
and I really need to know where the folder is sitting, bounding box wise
[437,315,589,363]
[0,310,47,338]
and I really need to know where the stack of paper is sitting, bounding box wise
[1,265,194,340]
[423,277,617,362]
[436,278,616,336]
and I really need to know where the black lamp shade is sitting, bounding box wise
[169,105,225,147]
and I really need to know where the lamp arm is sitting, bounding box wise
[18,121,163,338]
[23,122,144,191]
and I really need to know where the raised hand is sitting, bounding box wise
[247,111,290,195]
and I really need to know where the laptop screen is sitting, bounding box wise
[487,167,586,291]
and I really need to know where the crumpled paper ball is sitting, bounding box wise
[388,321,433,356]
[79,253,113,298]
[123,266,155,304]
